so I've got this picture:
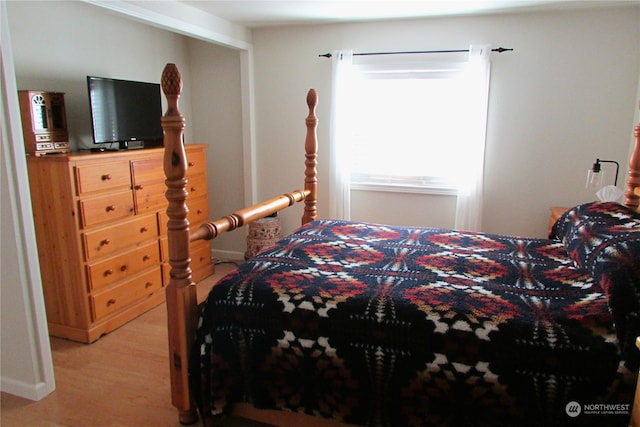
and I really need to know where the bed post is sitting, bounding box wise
[303,88,318,224]
[624,103,640,210]
[161,63,198,424]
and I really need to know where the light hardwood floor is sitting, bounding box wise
[1,262,272,427]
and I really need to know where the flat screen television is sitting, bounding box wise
[87,76,163,150]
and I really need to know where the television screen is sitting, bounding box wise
[87,76,163,149]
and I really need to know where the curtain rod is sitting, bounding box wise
[318,47,513,58]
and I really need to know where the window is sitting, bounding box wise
[345,60,479,195]
[330,46,490,229]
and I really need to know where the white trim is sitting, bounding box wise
[82,0,252,50]
[0,377,54,402]
[0,0,55,400]
[240,48,257,206]
[351,182,457,196]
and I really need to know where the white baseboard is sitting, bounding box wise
[0,376,55,401]
[211,249,245,263]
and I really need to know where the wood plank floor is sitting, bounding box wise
[0,262,271,427]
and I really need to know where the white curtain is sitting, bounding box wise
[329,50,353,220]
[454,45,491,231]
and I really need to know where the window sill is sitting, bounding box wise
[351,182,457,196]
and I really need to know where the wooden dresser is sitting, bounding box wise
[26,144,214,343]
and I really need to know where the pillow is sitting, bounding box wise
[592,236,640,370]
[552,202,640,367]
[551,201,640,271]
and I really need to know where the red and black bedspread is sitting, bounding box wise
[190,202,640,426]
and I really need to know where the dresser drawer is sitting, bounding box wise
[162,241,212,285]
[159,236,210,263]
[79,190,135,228]
[91,268,162,321]
[87,240,160,291]
[131,156,163,184]
[187,196,209,227]
[186,174,207,199]
[134,180,167,214]
[75,160,131,195]
[191,241,212,272]
[186,148,206,177]
[84,213,158,260]
[160,236,168,261]
[157,196,209,236]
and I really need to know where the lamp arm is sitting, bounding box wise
[596,159,620,187]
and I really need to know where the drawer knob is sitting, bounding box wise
[107,298,116,306]
[101,174,112,181]
[197,209,203,214]
[104,269,113,276]
[120,265,127,272]
[142,255,151,261]
[190,187,196,192]
[188,162,195,167]
[135,184,144,190]
[100,239,110,246]
[105,205,116,212]
[144,282,153,288]
[140,227,149,233]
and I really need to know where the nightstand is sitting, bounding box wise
[548,206,569,238]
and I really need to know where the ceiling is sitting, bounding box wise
[179,0,629,27]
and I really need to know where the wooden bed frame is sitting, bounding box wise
[161,64,318,424]
[160,63,640,425]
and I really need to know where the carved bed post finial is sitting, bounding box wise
[161,63,198,425]
[302,89,318,224]
[624,101,640,210]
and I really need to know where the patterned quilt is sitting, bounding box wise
[190,202,640,427]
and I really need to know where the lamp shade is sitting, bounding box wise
[586,166,603,189]
[586,158,619,190]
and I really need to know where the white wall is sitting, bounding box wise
[251,4,640,237]
[188,39,247,255]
